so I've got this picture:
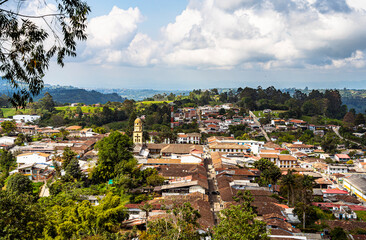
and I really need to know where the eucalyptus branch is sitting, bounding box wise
[0,8,64,18]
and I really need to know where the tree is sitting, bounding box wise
[281,169,295,206]
[146,174,165,186]
[65,158,82,180]
[43,192,128,239]
[39,92,55,112]
[92,131,134,183]
[0,150,15,186]
[1,120,16,134]
[330,227,347,240]
[354,113,365,126]
[213,191,269,240]
[144,202,202,240]
[61,146,77,169]
[343,111,355,127]
[0,191,45,239]
[7,173,33,195]
[294,175,314,229]
[139,203,153,230]
[0,0,90,107]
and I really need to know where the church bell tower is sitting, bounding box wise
[133,118,143,144]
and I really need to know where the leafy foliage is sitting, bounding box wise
[213,191,269,240]
[0,0,90,107]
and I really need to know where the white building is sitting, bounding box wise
[327,165,349,175]
[12,115,40,123]
[0,136,16,145]
[177,133,201,144]
[16,152,51,166]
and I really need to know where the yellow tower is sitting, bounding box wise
[133,118,143,144]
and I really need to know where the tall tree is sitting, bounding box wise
[0,0,90,107]
[39,92,55,112]
[144,202,202,240]
[6,173,33,195]
[213,191,269,240]
[61,146,77,169]
[1,120,16,134]
[92,131,134,183]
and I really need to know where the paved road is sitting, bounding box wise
[39,182,50,197]
[332,126,361,146]
[204,156,222,225]
[249,110,271,142]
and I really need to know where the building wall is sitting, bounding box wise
[343,179,366,202]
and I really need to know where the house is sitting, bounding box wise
[332,206,357,220]
[343,174,366,201]
[322,189,349,198]
[17,163,54,182]
[154,179,208,196]
[208,142,250,154]
[285,141,314,154]
[0,136,16,147]
[160,144,203,157]
[12,115,40,123]
[177,133,201,144]
[258,153,298,168]
[327,165,349,175]
[277,155,298,168]
[335,154,351,162]
[16,152,51,166]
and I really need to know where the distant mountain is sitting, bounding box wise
[0,83,125,104]
[92,88,191,101]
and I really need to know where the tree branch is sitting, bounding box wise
[0,0,9,6]
[0,8,63,18]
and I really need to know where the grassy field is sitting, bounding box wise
[55,106,102,113]
[1,108,32,117]
[0,106,102,117]
[137,100,173,110]
[253,110,286,118]
[139,100,173,105]
[356,211,366,221]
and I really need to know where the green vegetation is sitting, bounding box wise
[356,211,366,221]
[213,191,269,240]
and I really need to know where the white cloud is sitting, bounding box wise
[158,0,366,70]
[82,0,366,70]
[87,6,143,49]
[325,50,366,69]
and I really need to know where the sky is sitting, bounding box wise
[22,0,366,90]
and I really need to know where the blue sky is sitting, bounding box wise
[29,0,366,89]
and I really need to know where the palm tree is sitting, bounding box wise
[300,175,314,229]
[139,202,153,230]
[282,170,295,206]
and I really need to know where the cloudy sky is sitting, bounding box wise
[29,0,366,89]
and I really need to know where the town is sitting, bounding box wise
[1,87,366,239]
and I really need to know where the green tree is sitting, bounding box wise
[65,158,82,180]
[7,173,33,195]
[354,113,366,126]
[146,174,165,186]
[144,202,202,240]
[281,169,295,206]
[213,191,269,240]
[92,131,134,183]
[39,92,55,112]
[0,191,45,239]
[61,146,77,169]
[139,202,154,230]
[330,227,347,240]
[1,120,16,134]
[0,150,15,186]
[43,192,128,239]
[0,1,90,107]
[294,175,314,229]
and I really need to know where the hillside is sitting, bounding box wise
[0,83,125,104]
